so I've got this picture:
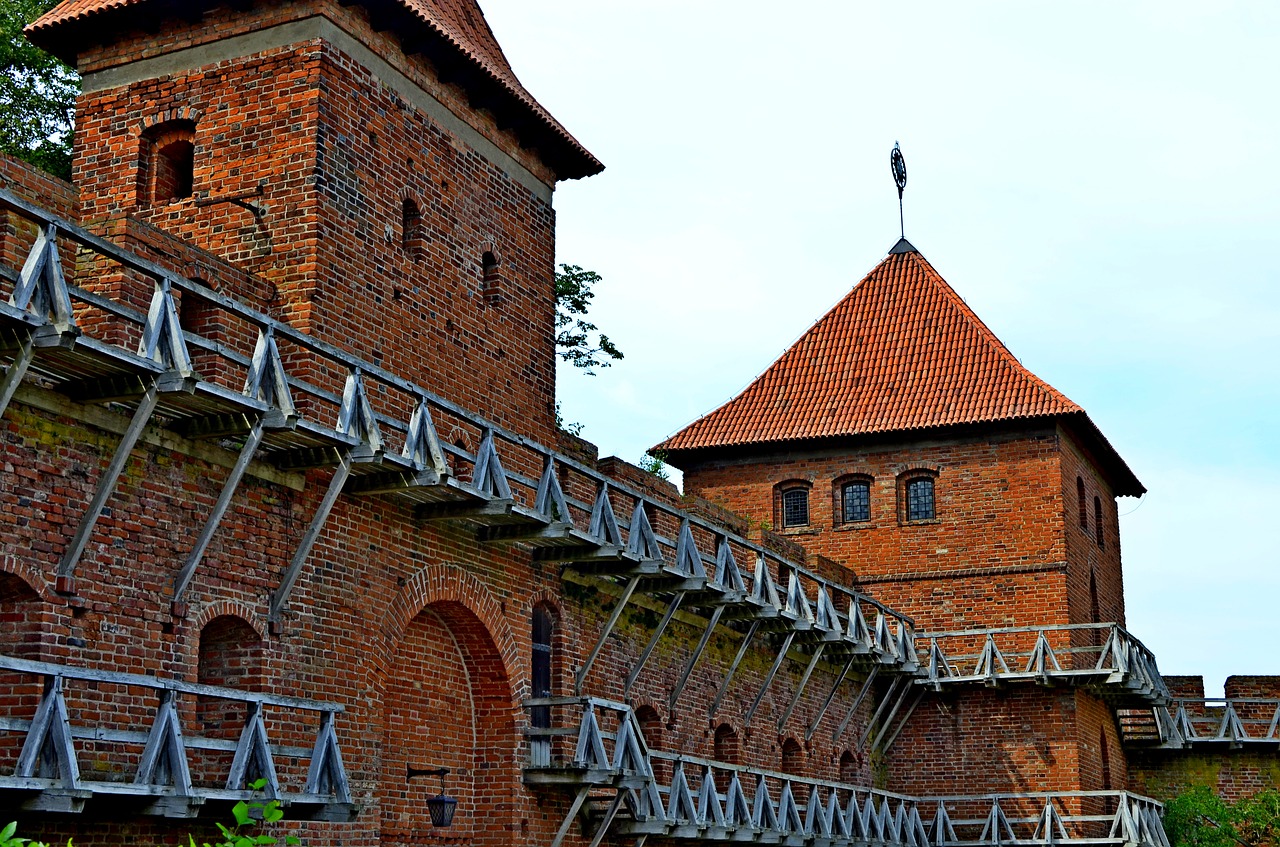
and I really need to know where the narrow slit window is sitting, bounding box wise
[1094,497,1105,548]
[1077,477,1088,530]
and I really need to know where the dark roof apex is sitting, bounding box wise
[888,237,918,255]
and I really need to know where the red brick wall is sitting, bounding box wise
[1059,428,1126,629]
[680,426,1073,632]
[71,0,560,441]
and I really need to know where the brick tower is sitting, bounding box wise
[27,0,603,441]
[659,237,1148,799]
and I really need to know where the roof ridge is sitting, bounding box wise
[658,246,1086,456]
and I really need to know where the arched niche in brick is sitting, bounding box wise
[635,704,666,784]
[138,118,197,207]
[0,569,46,768]
[195,615,264,745]
[381,600,516,847]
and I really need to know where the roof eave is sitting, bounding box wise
[26,0,603,181]
[660,412,1146,497]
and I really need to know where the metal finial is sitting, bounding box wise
[890,142,907,239]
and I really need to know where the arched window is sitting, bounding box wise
[905,476,935,522]
[530,605,555,766]
[140,120,196,206]
[1094,497,1105,549]
[779,484,810,528]
[481,249,501,305]
[402,198,425,262]
[838,476,872,524]
[1077,477,1088,530]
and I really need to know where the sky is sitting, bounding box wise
[478,1,1280,695]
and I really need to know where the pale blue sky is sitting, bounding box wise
[480,1,1280,694]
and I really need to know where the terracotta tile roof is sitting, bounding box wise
[659,243,1143,495]
[27,0,602,179]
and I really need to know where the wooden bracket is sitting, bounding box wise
[269,450,354,622]
[56,378,162,590]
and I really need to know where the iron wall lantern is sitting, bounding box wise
[407,765,457,827]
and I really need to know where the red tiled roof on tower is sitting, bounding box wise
[27,0,602,180]
[659,240,1144,495]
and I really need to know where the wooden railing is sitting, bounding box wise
[0,188,916,682]
[523,698,1169,847]
[918,623,1168,704]
[1121,698,1280,748]
[0,655,354,819]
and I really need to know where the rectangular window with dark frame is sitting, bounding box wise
[906,477,935,522]
[781,487,809,528]
[842,481,871,523]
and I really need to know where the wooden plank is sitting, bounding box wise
[625,593,685,696]
[668,605,725,712]
[55,379,161,591]
[710,621,760,716]
[172,416,267,607]
[0,329,34,419]
[745,631,796,726]
[15,676,79,786]
[269,451,353,622]
[133,691,193,794]
[575,576,641,695]
[0,656,342,713]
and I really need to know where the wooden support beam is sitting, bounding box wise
[710,620,759,716]
[668,605,725,712]
[805,652,860,743]
[590,791,627,847]
[625,592,684,696]
[575,576,640,695]
[857,676,906,751]
[0,330,34,419]
[871,679,919,752]
[744,630,796,726]
[832,664,880,742]
[776,643,826,734]
[171,417,267,609]
[269,451,353,623]
[550,785,592,847]
[56,379,161,593]
[878,687,925,753]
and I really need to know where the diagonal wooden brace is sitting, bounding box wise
[269,450,353,623]
[172,416,267,610]
[625,592,684,696]
[776,642,826,734]
[668,605,725,712]
[710,620,759,716]
[833,664,881,742]
[0,330,35,420]
[806,652,860,742]
[575,575,640,695]
[56,379,162,594]
[744,630,796,726]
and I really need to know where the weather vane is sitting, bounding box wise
[890,141,907,239]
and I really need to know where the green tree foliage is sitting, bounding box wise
[0,0,78,180]
[555,263,623,374]
[1164,787,1280,847]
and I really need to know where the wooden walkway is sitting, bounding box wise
[524,697,1170,847]
[0,655,354,819]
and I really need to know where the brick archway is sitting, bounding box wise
[379,566,519,847]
